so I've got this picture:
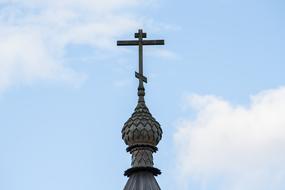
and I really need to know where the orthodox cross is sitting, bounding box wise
[117,29,164,88]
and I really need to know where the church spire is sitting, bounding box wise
[117,30,164,190]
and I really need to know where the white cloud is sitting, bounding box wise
[0,0,155,92]
[174,86,285,190]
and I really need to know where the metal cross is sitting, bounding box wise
[117,29,164,86]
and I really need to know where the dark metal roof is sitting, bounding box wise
[124,171,161,190]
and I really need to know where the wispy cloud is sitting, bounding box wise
[146,48,179,60]
[174,86,285,190]
[0,0,157,92]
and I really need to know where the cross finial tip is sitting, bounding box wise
[135,29,147,39]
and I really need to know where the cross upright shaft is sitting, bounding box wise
[117,29,164,89]
[138,29,144,87]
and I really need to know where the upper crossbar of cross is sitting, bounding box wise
[117,29,164,86]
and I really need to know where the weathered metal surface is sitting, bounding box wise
[124,171,161,190]
[117,29,164,190]
[122,101,162,147]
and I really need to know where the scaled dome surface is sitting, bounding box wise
[122,101,162,147]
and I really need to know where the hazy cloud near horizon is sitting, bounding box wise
[174,86,285,190]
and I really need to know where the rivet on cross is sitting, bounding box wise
[117,29,165,87]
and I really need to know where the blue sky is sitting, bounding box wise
[0,0,285,190]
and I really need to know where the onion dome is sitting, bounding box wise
[122,100,162,148]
